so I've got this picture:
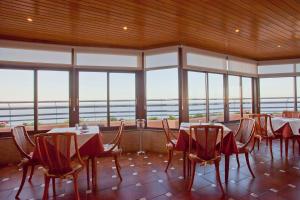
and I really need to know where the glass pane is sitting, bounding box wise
[0,47,71,64]
[38,70,69,130]
[188,71,206,122]
[76,53,138,67]
[79,72,107,126]
[228,75,241,121]
[260,77,294,115]
[298,77,300,111]
[258,64,294,74]
[187,52,226,70]
[0,69,34,132]
[242,77,252,116]
[110,73,136,126]
[145,52,178,68]
[208,73,224,122]
[147,68,179,128]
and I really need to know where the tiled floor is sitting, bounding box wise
[1,141,300,200]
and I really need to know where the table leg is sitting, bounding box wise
[225,155,230,184]
[285,138,289,158]
[91,157,97,190]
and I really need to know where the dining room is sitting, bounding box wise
[1,0,300,200]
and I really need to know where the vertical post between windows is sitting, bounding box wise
[205,73,209,122]
[253,77,260,114]
[240,76,243,117]
[223,74,229,122]
[34,69,38,132]
[136,52,146,122]
[294,75,297,111]
[107,72,110,127]
[178,47,188,123]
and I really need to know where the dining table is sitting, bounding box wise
[269,117,300,156]
[175,122,238,183]
[33,126,104,189]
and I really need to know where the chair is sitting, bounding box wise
[282,111,300,118]
[88,121,124,189]
[187,125,224,194]
[234,118,256,178]
[162,119,186,177]
[11,126,39,198]
[35,133,84,200]
[249,114,283,158]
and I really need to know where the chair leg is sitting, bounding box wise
[73,174,80,200]
[269,138,273,159]
[250,137,256,152]
[114,155,122,181]
[15,165,28,198]
[257,138,260,151]
[236,154,240,168]
[187,161,196,191]
[86,159,90,190]
[245,152,255,178]
[91,157,97,190]
[28,164,35,182]
[42,175,50,200]
[52,178,56,196]
[214,160,224,195]
[280,137,283,157]
[165,149,173,172]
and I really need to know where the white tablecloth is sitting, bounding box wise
[269,117,300,136]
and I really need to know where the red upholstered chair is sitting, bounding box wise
[187,125,224,194]
[35,133,85,200]
[11,126,39,198]
[87,121,124,189]
[234,118,256,178]
[162,119,187,177]
[249,114,282,158]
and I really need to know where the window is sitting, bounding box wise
[188,71,207,122]
[258,64,294,74]
[0,47,71,64]
[76,52,138,67]
[0,69,34,132]
[228,75,241,120]
[38,70,69,130]
[79,72,107,126]
[145,52,178,68]
[208,73,224,122]
[109,73,136,126]
[186,52,226,71]
[146,68,179,128]
[297,77,300,111]
[242,77,253,116]
[260,77,294,115]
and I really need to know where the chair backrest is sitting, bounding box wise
[248,114,269,137]
[11,126,35,159]
[189,125,223,161]
[282,111,300,118]
[162,119,175,145]
[235,118,256,147]
[35,133,83,175]
[106,121,125,151]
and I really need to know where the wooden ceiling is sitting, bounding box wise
[1,0,300,60]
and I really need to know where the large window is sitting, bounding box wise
[228,75,241,120]
[109,73,136,126]
[38,70,70,130]
[260,77,294,115]
[79,72,107,126]
[188,71,207,122]
[146,68,179,128]
[208,73,224,122]
[0,69,34,132]
[242,77,253,116]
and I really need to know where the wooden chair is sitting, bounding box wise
[88,121,124,189]
[234,118,256,178]
[282,111,300,118]
[249,114,283,158]
[162,119,186,177]
[35,133,84,200]
[187,125,224,194]
[11,126,39,198]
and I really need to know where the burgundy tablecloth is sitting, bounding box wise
[175,129,238,155]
